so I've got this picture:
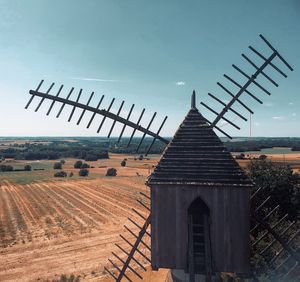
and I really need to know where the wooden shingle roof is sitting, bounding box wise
[147,92,252,187]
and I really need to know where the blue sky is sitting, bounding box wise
[0,0,299,137]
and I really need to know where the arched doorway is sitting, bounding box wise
[187,197,212,277]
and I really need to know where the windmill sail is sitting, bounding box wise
[25,82,168,154]
[201,34,293,138]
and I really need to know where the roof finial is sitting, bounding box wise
[191,90,196,109]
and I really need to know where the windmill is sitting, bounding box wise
[25,35,298,281]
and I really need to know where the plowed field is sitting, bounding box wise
[0,174,152,281]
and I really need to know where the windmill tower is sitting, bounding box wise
[25,35,298,281]
[148,92,252,279]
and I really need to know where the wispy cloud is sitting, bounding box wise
[272,116,287,121]
[69,77,120,82]
[42,75,125,83]
[175,81,186,86]
[292,113,296,117]
[289,102,294,105]
[264,102,273,107]
[254,122,260,127]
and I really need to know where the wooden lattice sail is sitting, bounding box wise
[25,81,168,154]
[201,34,293,138]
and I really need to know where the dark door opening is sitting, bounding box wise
[187,197,211,276]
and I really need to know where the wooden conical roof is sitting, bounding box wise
[147,92,252,187]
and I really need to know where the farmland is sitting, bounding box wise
[0,155,156,282]
[0,149,299,281]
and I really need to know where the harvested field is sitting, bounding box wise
[1,152,299,281]
[236,153,300,173]
[0,176,152,281]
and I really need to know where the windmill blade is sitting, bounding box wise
[145,115,168,156]
[25,83,169,153]
[107,214,151,282]
[249,184,300,281]
[202,34,294,138]
[25,79,44,109]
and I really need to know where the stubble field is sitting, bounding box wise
[0,152,299,281]
[0,154,159,282]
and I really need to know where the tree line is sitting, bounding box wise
[0,141,109,161]
[224,138,300,152]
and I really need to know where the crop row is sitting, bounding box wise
[0,179,149,247]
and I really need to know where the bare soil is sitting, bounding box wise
[0,154,156,281]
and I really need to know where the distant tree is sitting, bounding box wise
[84,155,98,161]
[74,160,83,169]
[258,154,267,160]
[79,168,89,177]
[53,162,62,169]
[69,172,74,177]
[106,168,117,176]
[121,159,126,167]
[99,151,109,159]
[235,153,245,160]
[81,163,90,169]
[60,159,66,164]
[24,165,32,171]
[84,151,109,161]
[47,152,60,160]
[138,154,144,161]
[54,171,67,177]
[6,165,13,171]
[0,165,13,172]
